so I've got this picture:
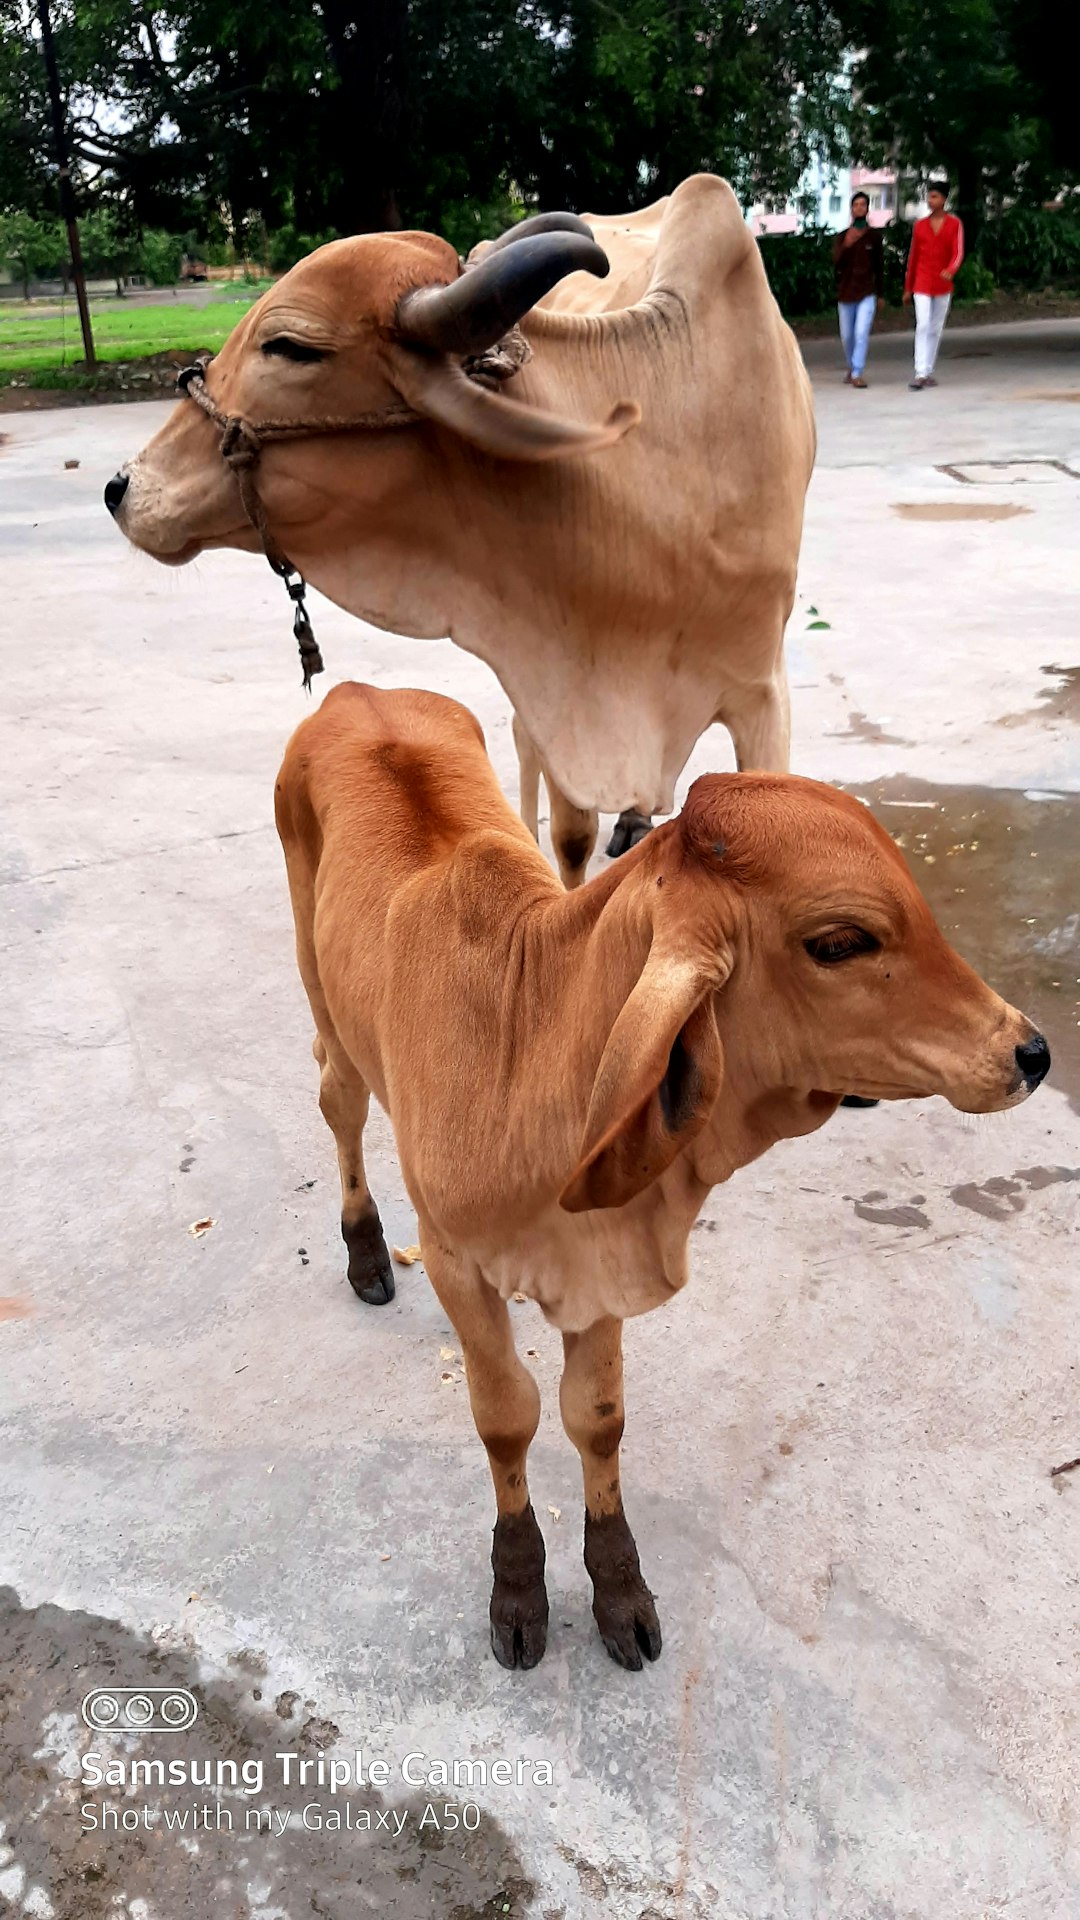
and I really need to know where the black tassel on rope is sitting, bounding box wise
[282,573,325,691]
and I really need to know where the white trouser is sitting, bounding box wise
[913,292,951,378]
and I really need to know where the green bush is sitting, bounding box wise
[0,212,66,295]
[954,255,995,301]
[267,224,340,273]
[759,221,914,318]
[139,229,183,286]
[438,193,530,258]
[757,227,836,318]
[986,204,1080,291]
[879,221,910,304]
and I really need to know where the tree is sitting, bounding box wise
[80,203,140,292]
[837,0,1079,243]
[4,0,1076,263]
[0,208,63,294]
[531,0,854,215]
[1,0,857,242]
[0,2,55,216]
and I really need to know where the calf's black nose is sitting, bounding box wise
[1015,1033,1051,1086]
[104,471,129,515]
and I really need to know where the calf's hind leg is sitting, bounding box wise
[314,1035,395,1306]
[425,1243,548,1668]
[560,1317,661,1669]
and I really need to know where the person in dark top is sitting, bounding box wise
[832,191,885,388]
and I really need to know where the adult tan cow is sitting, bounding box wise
[275,681,1051,1670]
[107,174,815,885]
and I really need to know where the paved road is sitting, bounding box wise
[1,319,1078,1919]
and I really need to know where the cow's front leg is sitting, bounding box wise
[547,776,598,890]
[512,712,541,842]
[560,1316,661,1669]
[719,666,791,772]
[425,1244,548,1668]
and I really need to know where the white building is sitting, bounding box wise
[745,159,902,235]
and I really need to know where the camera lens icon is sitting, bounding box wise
[81,1687,198,1734]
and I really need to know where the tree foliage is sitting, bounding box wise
[836,0,1080,237]
[1,0,855,242]
[0,0,1076,270]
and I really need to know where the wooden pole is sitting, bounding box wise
[37,0,95,365]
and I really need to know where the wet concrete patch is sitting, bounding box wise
[950,1166,1080,1218]
[846,777,1080,1110]
[848,1191,930,1228]
[1010,389,1080,403]
[951,1175,1027,1220]
[996,661,1080,729]
[891,502,1031,522]
[827,710,914,747]
[0,1586,533,1920]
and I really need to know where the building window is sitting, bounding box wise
[829,194,842,213]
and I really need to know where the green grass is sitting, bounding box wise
[0,289,270,376]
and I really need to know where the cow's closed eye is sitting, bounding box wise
[260,337,328,363]
[804,926,881,965]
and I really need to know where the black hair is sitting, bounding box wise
[927,178,950,198]
[850,191,870,209]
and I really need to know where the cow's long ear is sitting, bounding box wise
[559,943,731,1214]
[389,346,638,463]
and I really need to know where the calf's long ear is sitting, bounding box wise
[559,943,731,1214]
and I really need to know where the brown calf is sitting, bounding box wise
[275,682,1049,1669]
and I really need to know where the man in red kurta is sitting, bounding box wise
[903,182,964,389]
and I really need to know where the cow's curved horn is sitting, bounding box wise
[396,232,609,359]
[480,211,594,257]
[389,348,639,464]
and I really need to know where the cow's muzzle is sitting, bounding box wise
[1014,1031,1051,1091]
[104,470,129,515]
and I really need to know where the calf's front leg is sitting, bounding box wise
[560,1316,661,1669]
[425,1244,548,1668]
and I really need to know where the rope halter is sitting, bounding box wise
[175,357,419,690]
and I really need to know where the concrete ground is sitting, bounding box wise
[1,317,1078,1919]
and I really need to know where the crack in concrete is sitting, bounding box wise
[0,824,272,888]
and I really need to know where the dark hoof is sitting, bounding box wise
[605,810,653,858]
[584,1512,662,1670]
[489,1607,548,1670]
[840,1095,880,1109]
[593,1587,662,1670]
[341,1205,396,1305]
[353,1268,395,1306]
[490,1506,548,1670]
